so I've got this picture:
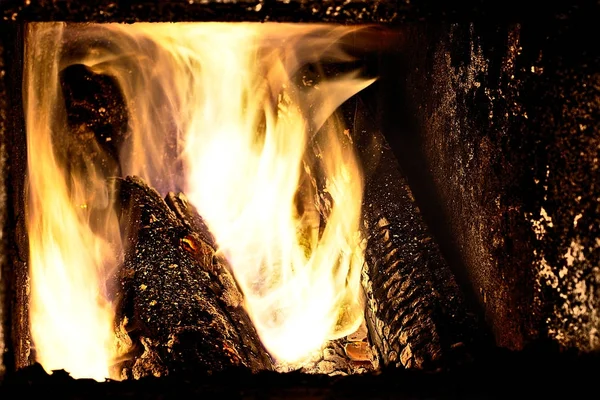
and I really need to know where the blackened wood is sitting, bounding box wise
[60,63,129,177]
[164,192,216,249]
[114,176,272,378]
[360,138,489,371]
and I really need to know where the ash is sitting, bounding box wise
[275,321,377,376]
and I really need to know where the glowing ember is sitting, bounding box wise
[24,22,375,378]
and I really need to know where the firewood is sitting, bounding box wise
[113,176,273,379]
[360,146,488,371]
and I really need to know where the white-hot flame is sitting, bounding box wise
[167,24,374,364]
[25,22,375,376]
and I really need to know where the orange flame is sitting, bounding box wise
[24,22,375,376]
[24,23,122,380]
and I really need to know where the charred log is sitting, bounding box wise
[164,192,216,249]
[113,176,273,378]
[60,64,129,164]
[360,139,488,371]
[58,64,127,186]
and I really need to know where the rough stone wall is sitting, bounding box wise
[400,15,600,351]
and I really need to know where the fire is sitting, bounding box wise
[167,24,375,364]
[24,21,375,377]
[24,23,122,380]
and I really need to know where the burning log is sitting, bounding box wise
[113,176,273,378]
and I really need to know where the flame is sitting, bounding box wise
[24,21,375,375]
[166,24,375,365]
[24,23,122,380]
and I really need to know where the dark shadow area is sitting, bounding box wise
[2,342,599,399]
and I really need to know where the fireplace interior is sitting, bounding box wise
[0,1,599,398]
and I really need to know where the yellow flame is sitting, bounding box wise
[24,23,122,380]
[172,25,370,363]
[24,21,375,375]
[138,23,375,365]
